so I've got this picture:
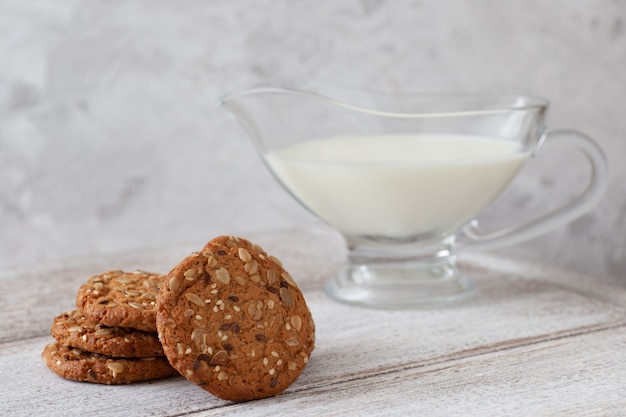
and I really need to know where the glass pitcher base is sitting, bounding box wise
[324,261,474,309]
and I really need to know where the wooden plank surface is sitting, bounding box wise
[217,326,626,417]
[1,228,625,416]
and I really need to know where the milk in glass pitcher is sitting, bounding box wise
[218,80,608,309]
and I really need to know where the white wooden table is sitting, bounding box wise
[2,228,625,416]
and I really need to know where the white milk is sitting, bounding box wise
[265,134,529,237]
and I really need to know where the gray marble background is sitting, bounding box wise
[1,0,624,284]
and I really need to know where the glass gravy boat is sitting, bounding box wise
[218,80,608,309]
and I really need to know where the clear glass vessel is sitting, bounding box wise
[218,80,608,309]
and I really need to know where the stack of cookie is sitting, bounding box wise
[42,270,179,384]
[42,235,316,401]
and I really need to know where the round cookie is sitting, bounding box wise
[156,237,315,402]
[51,310,164,358]
[76,270,164,332]
[42,342,178,385]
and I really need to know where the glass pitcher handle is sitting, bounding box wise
[459,129,609,251]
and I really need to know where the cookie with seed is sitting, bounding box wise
[156,236,315,402]
[42,341,178,385]
[51,310,164,358]
[76,270,164,332]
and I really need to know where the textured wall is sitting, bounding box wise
[1,0,625,284]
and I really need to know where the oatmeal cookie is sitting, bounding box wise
[51,309,164,358]
[42,341,178,384]
[156,236,315,401]
[76,270,164,332]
